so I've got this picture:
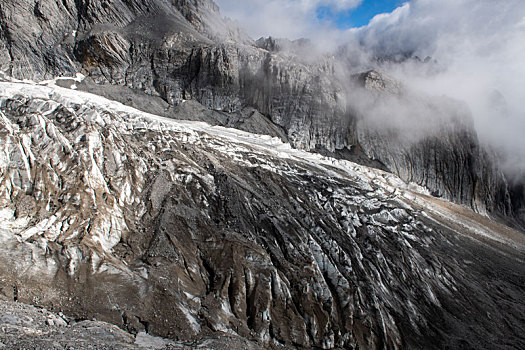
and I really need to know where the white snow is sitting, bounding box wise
[0,80,523,256]
[179,305,202,333]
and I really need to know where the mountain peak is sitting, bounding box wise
[356,69,402,94]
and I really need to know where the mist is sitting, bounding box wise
[354,0,525,177]
[214,0,360,51]
[215,0,525,177]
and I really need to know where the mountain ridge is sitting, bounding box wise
[1,0,522,226]
[0,1,524,348]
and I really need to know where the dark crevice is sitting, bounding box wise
[12,285,18,302]
[137,316,150,333]
[33,2,46,20]
[200,255,215,293]
[227,270,237,318]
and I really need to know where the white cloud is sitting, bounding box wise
[353,0,525,174]
[356,0,524,59]
[215,0,362,39]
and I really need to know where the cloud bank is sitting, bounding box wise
[353,0,525,175]
[216,0,525,176]
[215,0,362,39]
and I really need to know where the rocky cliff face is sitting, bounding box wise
[0,0,522,226]
[0,82,524,349]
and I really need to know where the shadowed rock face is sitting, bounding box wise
[0,0,523,225]
[0,83,524,349]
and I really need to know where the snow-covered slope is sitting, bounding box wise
[0,81,524,349]
[2,0,521,224]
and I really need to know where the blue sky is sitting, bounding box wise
[317,0,405,28]
[215,0,407,39]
